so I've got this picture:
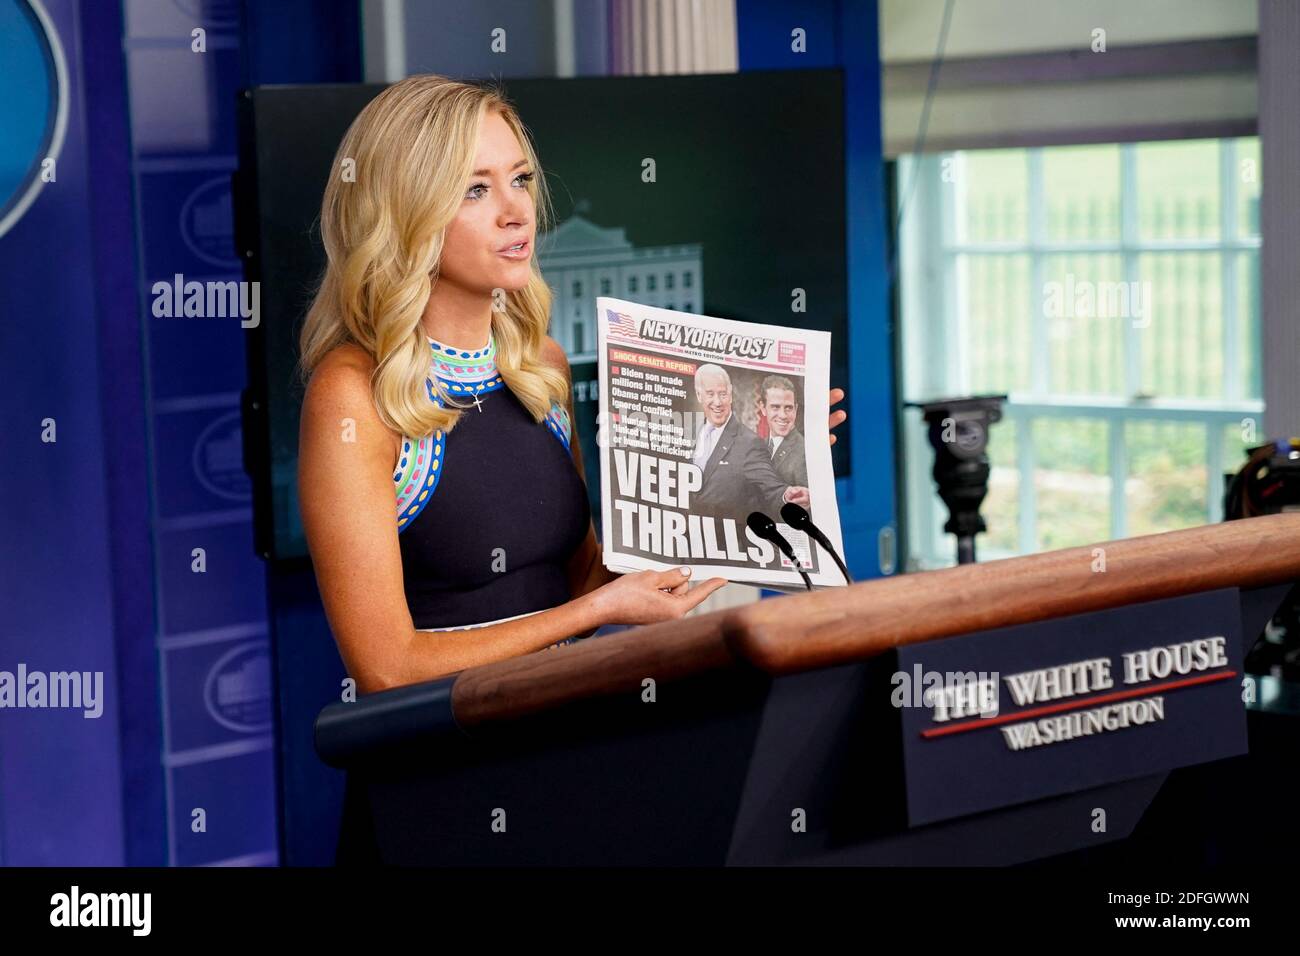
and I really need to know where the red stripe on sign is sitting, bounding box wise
[919,670,1238,739]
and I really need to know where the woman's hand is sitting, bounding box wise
[586,567,727,627]
[828,387,847,446]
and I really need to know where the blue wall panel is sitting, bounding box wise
[0,0,127,866]
[169,746,277,867]
[738,0,897,579]
[153,405,251,518]
[162,635,272,753]
[120,0,278,865]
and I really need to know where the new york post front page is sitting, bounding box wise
[597,297,846,590]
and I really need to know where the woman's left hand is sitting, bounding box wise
[828,387,847,446]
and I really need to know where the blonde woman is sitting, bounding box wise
[297,74,846,694]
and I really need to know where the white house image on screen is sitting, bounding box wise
[537,206,703,361]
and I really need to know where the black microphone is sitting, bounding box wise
[781,502,853,585]
[747,511,812,591]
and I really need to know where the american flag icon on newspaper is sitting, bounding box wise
[605,309,638,336]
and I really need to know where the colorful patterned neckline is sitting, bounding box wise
[428,332,500,393]
[394,331,574,533]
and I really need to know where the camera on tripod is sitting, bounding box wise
[905,394,1006,565]
[1225,438,1300,683]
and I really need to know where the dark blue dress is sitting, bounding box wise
[392,334,590,632]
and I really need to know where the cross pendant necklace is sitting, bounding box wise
[472,391,483,412]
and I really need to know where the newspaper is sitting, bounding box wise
[596,297,847,590]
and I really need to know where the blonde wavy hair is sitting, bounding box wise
[298,73,569,439]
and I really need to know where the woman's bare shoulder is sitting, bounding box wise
[308,341,374,387]
[301,344,395,449]
[305,344,375,409]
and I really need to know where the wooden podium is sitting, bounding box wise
[314,513,1300,865]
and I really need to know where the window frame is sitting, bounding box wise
[899,139,1264,569]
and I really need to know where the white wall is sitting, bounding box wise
[878,0,1258,156]
[1258,0,1300,440]
[880,0,1257,63]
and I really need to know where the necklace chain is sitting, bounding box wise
[428,333,499,411]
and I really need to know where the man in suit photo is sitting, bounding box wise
[690,364,809,535]
[757,374,809,491]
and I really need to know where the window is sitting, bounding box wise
[683,272,693,288]
[573,321,583,354]
[572,280,582,298]
[600,277,611,295]
[628,276,638,293]
[898,138,1262,569]
[665,273,675,290]
[648,274,657,291]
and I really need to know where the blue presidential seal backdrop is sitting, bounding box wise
[0,0,66,240]
[0,0,358,866]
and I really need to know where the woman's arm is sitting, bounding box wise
[565,522,619,640]
[299,345,606,693]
